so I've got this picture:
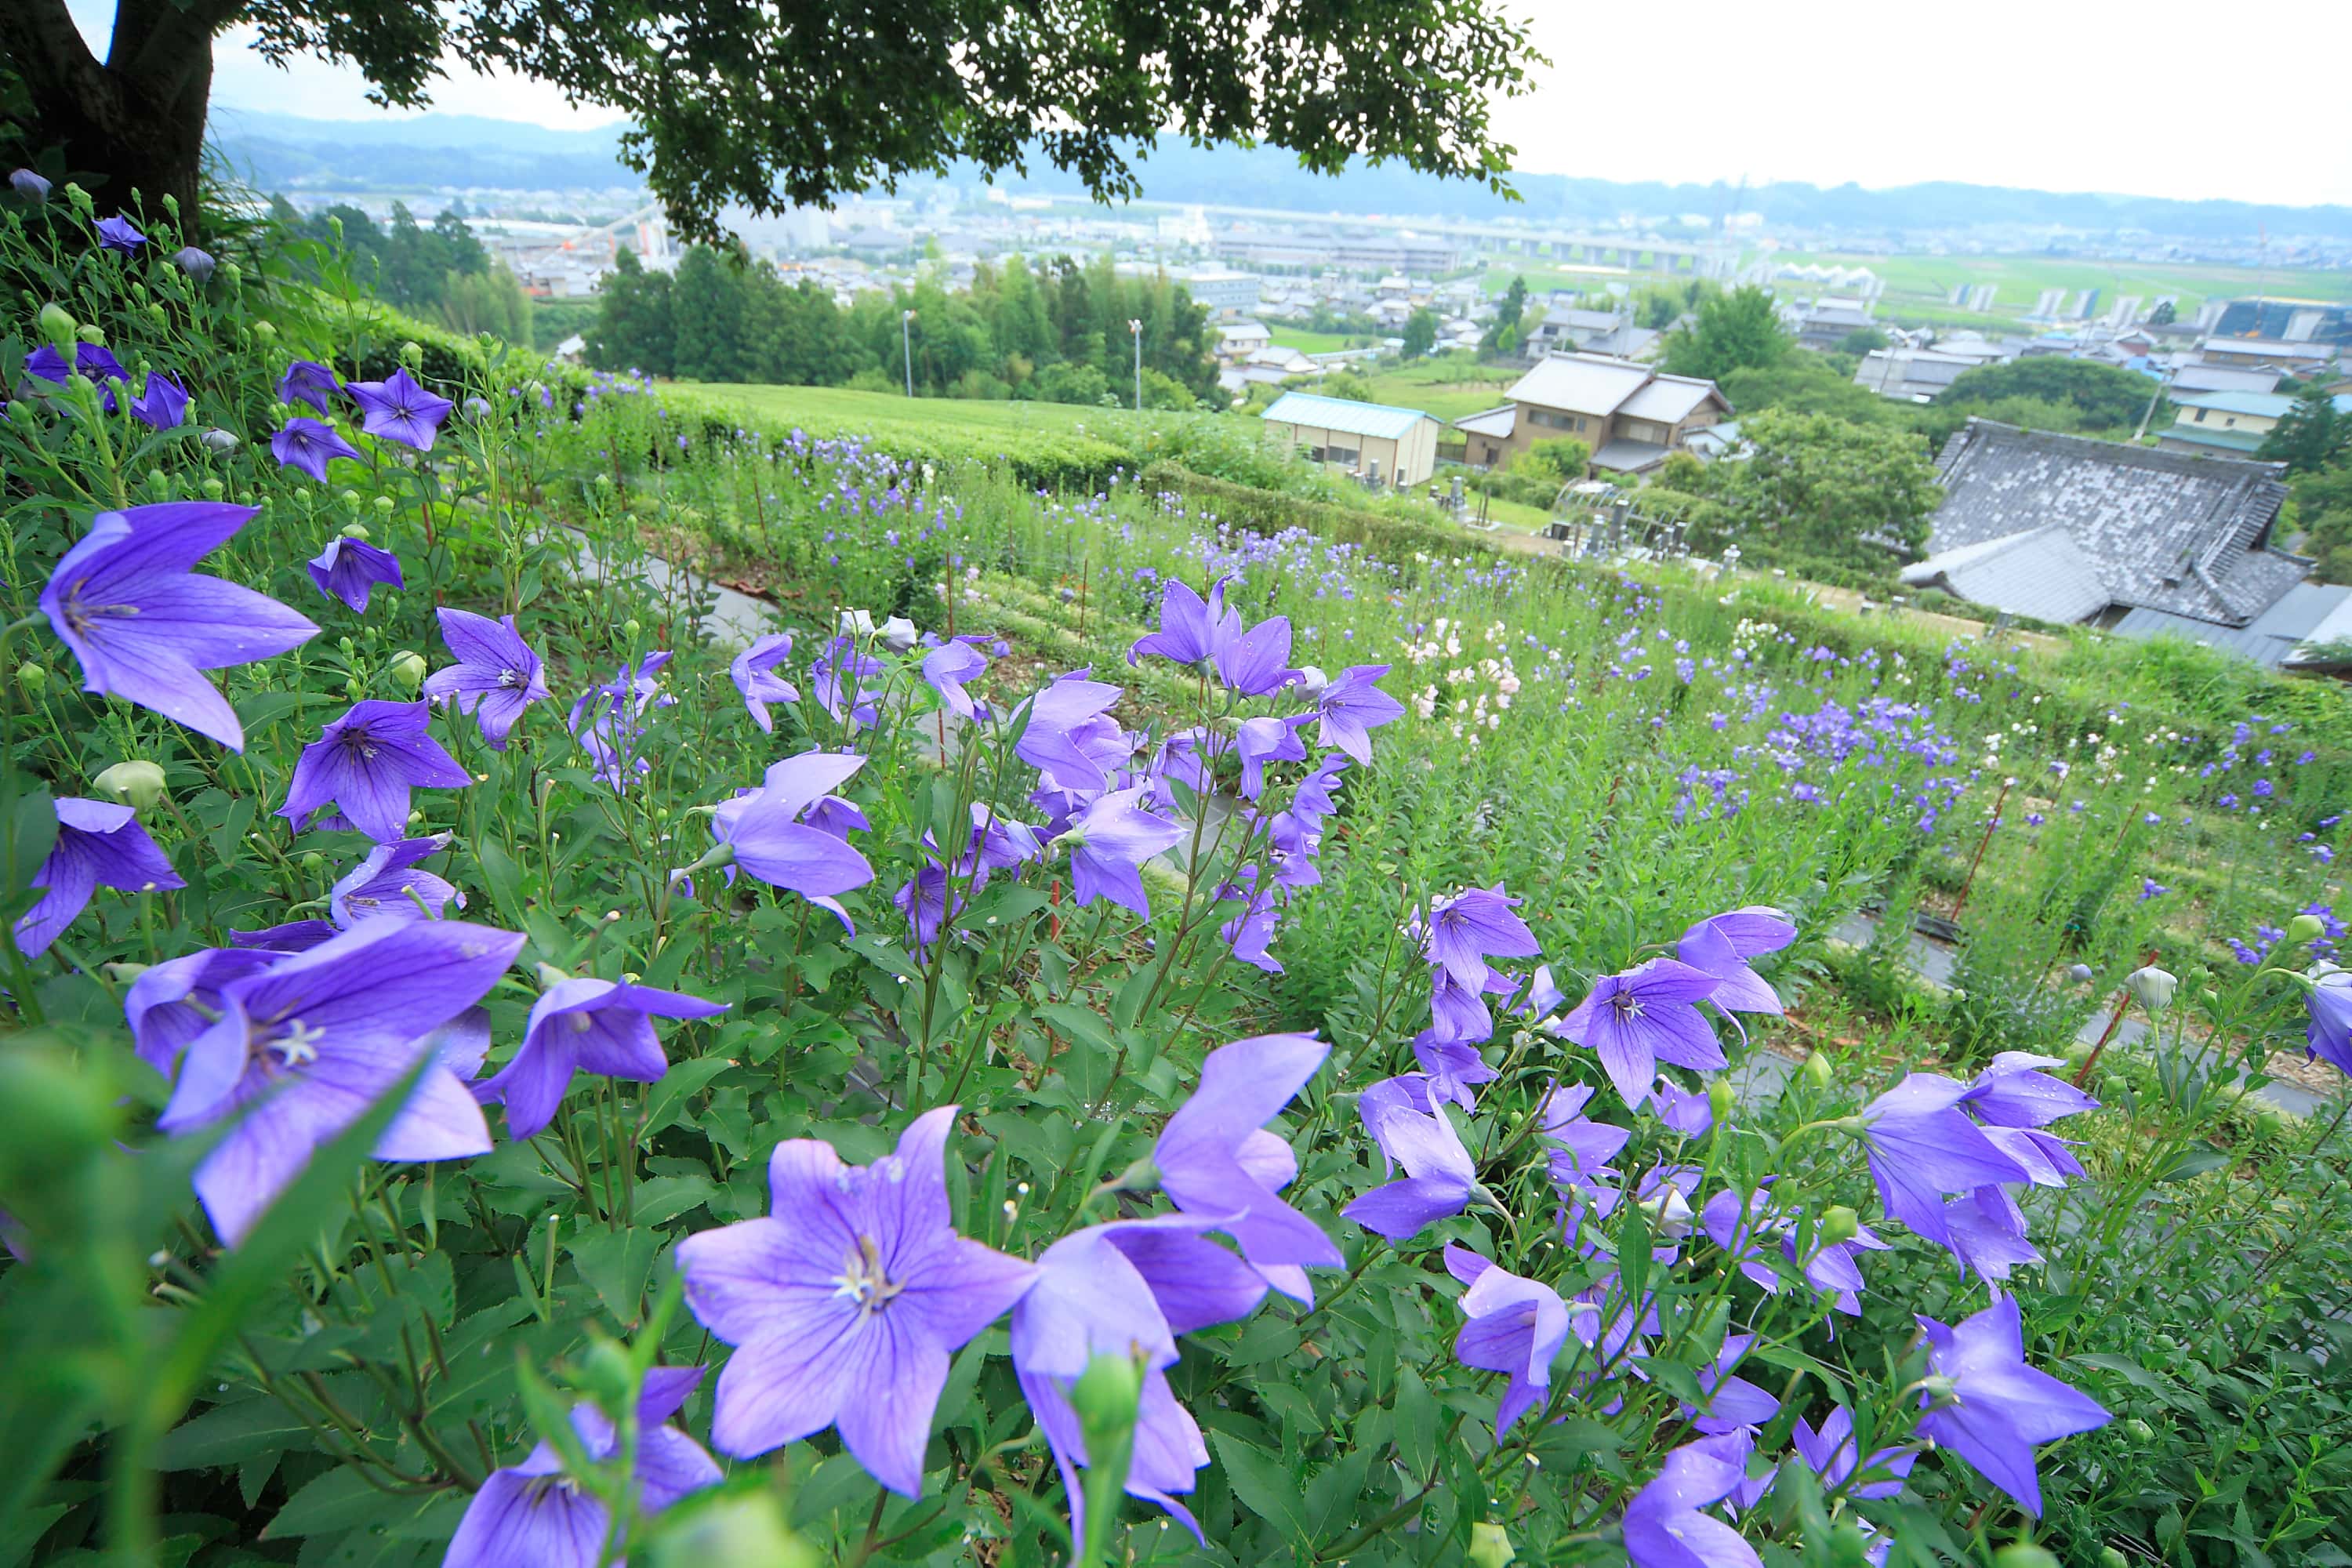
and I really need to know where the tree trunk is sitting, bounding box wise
[2,0,223,236]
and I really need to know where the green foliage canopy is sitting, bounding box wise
[1658,285,1789,382]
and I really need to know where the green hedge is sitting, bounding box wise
[1140,462,1497,568]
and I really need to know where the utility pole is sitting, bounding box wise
[1130,318,1143,412]
[902,309,916,397]
[2132,366,2175,445]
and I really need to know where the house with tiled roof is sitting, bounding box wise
[1900,420,2329,662]
[1452,352,1730,477]
[2157,390,2352,458]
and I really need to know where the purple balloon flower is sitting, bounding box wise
[278,699,470,841]
[329,833,461,927]
[1943,1185,2041,1283]
[124,946,283,1078]
[1559,958,1727,1110]
[39,501,319,750]
[169,245,216,283]
[127,370,189,430]
[1623,1432,1762,1568]
[270,416,361,482]
[1014,671,1128,794]
[709,750,875,907]
[347,366,454,452]
[728,632,797,731]
[1420,884,1541,990]
[1792,1404,1916,1500]
[1915,1294,2108,1515]
[675,1106,1037,1494]
[1962,1051,2097,1127]
[444,1367,720,1568]
[12,798,185,960]
[1064,786,1183,919]
[476,978,728,1138]
[158,918,523,1243]
[423,608,550,748]
[1012,1215,1263,1541]
[1344,1087,1481,1241]
[1539,1080,1632,1199]
[277,359,342,414]
[95,214,146,255]
[1856,1074,2031,1251]
[1316,664,1406,765]
[1214,614,1296,696]
[2306,967,2352,1076]
[9,168,51,201]
[26,342,128,385]
[1445,1245,1573,1437]
[1675,906,1796,1015]
[1234,713,1310,799]
[1686,1335,1780,1436]
[920,638,987,720]
[1128,576,1240,667]
[307,535,404,612]
[1152,1033,1341,1302]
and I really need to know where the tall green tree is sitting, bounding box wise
[1940,358,2162,434]
[1483,275,1528,352]
[2259,383,2348,474]
[1700,408,1941,568]
[1401,307,1439,359]
[670,245,759,382]
[1658,285,1788,382]
[437,266,531,347]
[586,246,674,378]
[2,0,1537,238]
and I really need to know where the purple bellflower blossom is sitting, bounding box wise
[329,833,461,927]
[1152,1033,1342,1303]
[278,699,470,841]
[674,1106,1037,1494]
[229,920,339,953]
[442,1366,720,1568]
[1558,958,1727,1110]
[920,638,988,720]
[1539,1080,1633,1203]
[810,637,882,731]
[707,750,875,910]
[1014,672,1129,794]
[347,367,454,451]
[27,341,129,385]
[1128,575,1240,667]
[277,360,341,414]
[2305,967,2352,1076]
[894,856,963,959]
[13,798,185,960]
[1012,1214,1263,1541]
[1420,884,1541,989]
[1214,614,1296,696]
[1315,664,1406,765]
[1791,1405,1915,1501]
[476,978,728,1139]
[423,608,549,748]
[1855,1074,2031,1251]
[1445,1245,1573,1438]
[1687,1335,1780,1436]
[960,803,1043,892]
[1943,1185,2042,1284]
[1962,1051,2097,1127]
[1343,1087,1483,1241]
[307,535,404,612]
[126,370,189,430]
[95,214,146,254]
[1653,1075,1716,1138]
[158,918,524,1243]
[125,946,284,1079]
[1234,713,1311,799]
[1915,1294,2108,1515]
[1623,1432,1763,1568]
[39,501,319,751]
[728,633,797,731]
[270,416,362,482]
[9,168,52,201]
[1062,786,1183,920]
[1675,906,1796,1015]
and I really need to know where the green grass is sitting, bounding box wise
[1359,352,1522,424]
[1765,249,2352,325]
[668,381,1137,437]
[1265,325,1360,354]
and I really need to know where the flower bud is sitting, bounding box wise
[16,665,47,697]
[170,245,215,283]
[1991,1548,2059,1568]
[201,477,223,499]
[93,760,168,810]
[1818,1204,1860,1247]
[388,651,427,692]
[622,619,642,640]
[1467,1523,1515,1568]
[2067,963,2094,982]
[1294,664,1330,699]
[9,168,53,203]
[2125,965,2177,1012]
[299,851,326,875]
[1802,1049,1833,1087]
[2100,1550,2130,1568]
[463,395,491,420]
[222,260,241,289]
[252,319,277,341]
[879,615,919,653]
[37,302,77,356]
[200,427,238,452]
[1707,1076,1736,1125]
[2285,913,2325,946]
[341,521,372,541]
[373,494,394,515]
[1069,1351,1143,1461]
[399,341,423,369]
[837,608,875,638]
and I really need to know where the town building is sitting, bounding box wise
[2198,337,2339,373]
[2158,390,2352,457]
[1258,392,1443,487]
[1900,420,2324,663]
[1452,353,1731,477]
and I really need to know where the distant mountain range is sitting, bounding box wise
[205,109,2352,243]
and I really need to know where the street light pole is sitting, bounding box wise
[902,309,916,398]
[1130,318,1142,412]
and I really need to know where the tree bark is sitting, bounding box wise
[2,0,229,236]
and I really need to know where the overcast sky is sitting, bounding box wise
[68,0,2352,206]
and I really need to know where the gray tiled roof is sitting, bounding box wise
[1928,419,2301,628]
[1453,405,1518,439]
[1505,353,1654,416]
[1900,528,2111,623]
[1619,374,1722,423]
[1590,438,1671,474]
[2114,582,2352,667]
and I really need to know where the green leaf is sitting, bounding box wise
[263,1468,439,1539]
[2070,1352,2170,1392]
[2156,1145,2230,1182]
[1212,1432,1314,1543]
[568,1224,663,1327]
[1393,1364,1437,1482]
[1111,965,1159,1032]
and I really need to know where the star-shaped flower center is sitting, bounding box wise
[833,1233,905,1316]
